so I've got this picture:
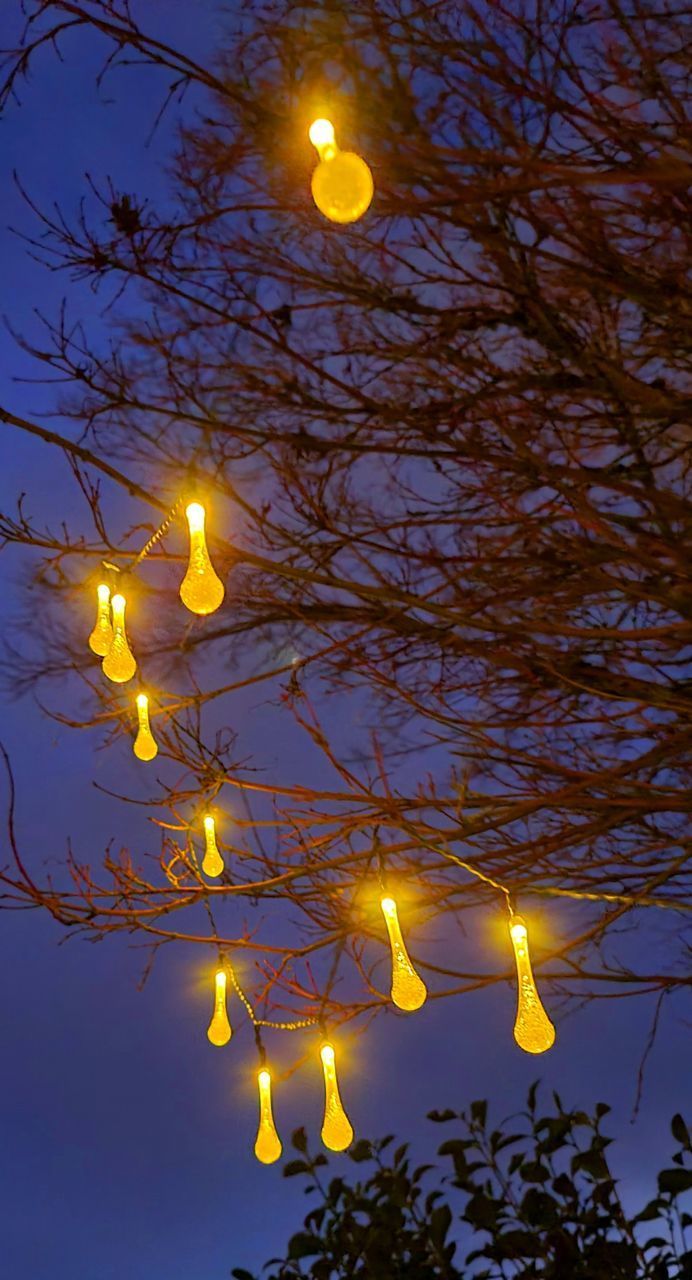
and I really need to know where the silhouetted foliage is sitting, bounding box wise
[234,1091,692,1279]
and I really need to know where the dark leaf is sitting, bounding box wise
[519,1161,551,1184]
[430,1204,452,1247]
[349,1140,373,1163]
[464,1192,499,1230]
[470,1099,488,1128]
[635,1199,662,1223]
[292,1127,308,1153]
[658,1168,692,1195]
[287,1232,321,1260]
[428,1109,456,1123]
[571,1149,610,1180]
[671,1114,691,1149]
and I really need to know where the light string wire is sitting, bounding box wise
[102,494,187,580]
[396,813,515,917]
[202,860,320,1040]
[225,959,318,1033]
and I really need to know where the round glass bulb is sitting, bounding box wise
[311,151,374,224]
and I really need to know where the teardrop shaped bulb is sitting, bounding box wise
[133,693,158,761]
[309,118,373,224]
[180,501,225,616]
[207,968,232,1046]
[102,592,137,683]
[380,896,427,1012]
[88,582,113,656]
[320,1043,353,1152]
[254,1068,282,1164]
[202,814,224,879]
[509,916,555,1054]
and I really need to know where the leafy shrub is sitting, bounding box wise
[233,1088,692,1279]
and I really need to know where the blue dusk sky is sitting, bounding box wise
[0,5,688,1279]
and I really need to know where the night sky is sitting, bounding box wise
[0,5,688,1278]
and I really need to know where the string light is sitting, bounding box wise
[133,693,158,761]
[102,592,137,683]
[75,492,568,1154]
[180,501,225,616]
[319,1043,354,1151]
[207,968,232,1046]
[380,896,427,1012]
[508,915,555,1055]
[309,118,374,224]
[202,814,224,879]
[254,1068,282,1164]
[88,582,113,656]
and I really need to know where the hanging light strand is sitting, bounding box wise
[226,961,318,1032]
[395,818,513,911]
[122,495,187,573]
[81,478,566,1156]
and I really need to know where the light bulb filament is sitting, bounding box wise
[380,896,427,1012]
[509,916,555,1055]
[202,814,224,878]
[133,693,158,761]
[102,592,137,683]
[207,968,232,1046]
[88,582,113,657]
[254,1068,282,1164]
[320,1043,353,1152]
[179,501,225,616]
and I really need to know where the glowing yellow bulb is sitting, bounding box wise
[88,582,113,657]
[380,896,427,1012]
[133,693,158,761]
[320,1043,354,1152]
[309,118,373,224]
[509,916,555,1055]
[308,117,336,156]
[254,1068,282,1164]
[207,968,232,1046]
[202,814,224,879]
[179,501,225,616]
[102,592,137,683]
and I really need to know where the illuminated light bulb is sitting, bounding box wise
[207,968,232,1046]
[254,1068,282,1165]
[133,693,158,761]
[88,582,113,657]
[509,915,555,1055]
[320,1043,354,1152]
[202,814,224,879]
[179,501,225,616]
[309,117,374,224]
[309,117,337,157]
[380,896,427,1012]
[102,592,137,683]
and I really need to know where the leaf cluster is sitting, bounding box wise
[233,1091,692,1280]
